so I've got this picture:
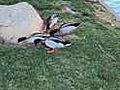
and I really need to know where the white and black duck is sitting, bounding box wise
[50,22,80,37]
[46,14,59,30]
[34,37,71,53]
[17,33,50,45]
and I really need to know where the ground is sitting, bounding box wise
[0,0,120,90]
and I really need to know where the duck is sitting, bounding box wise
[46,14,59,30]
[51,22,81,37]
[17,33,50,45]
[34,37,71,53]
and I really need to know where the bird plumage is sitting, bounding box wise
[52,22,80,36]
[46,14,59,30]
[44,37,71,48]
[33,36,71,48]
[18,37,28,43]
[17,33,50,44]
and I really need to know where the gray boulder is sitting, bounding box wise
[0,2,44,44]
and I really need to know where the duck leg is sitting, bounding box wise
[35,42,42,47]
[54,48,58,53]
[34,39,42,47]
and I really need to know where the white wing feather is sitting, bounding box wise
[25,37,46,43]
[60,26,77,33]
[45,39,64,48]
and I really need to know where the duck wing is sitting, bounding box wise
[45,37,71,48]
[30,33,50,37]
[60,25,77,34]
[54,23,80,36]
[60,23,80,28]
[27,36,48,43]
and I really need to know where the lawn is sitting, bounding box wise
[0,0,120,90]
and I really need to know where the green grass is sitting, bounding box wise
[0,0,120,90]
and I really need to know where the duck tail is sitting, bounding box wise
[17,37,27,43]
[64,41,72,47]
[73,23,81,27]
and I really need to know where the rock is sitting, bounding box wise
[63,5,77,14]
[89,0,120,27]
[0,2,44,44]
[93,2,116,23]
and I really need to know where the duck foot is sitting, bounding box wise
[47,48,58,54]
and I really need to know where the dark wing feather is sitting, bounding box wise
[60,23,80,28]
[46,16,51,29]
[17,37,27,43]
[49,37,71,45]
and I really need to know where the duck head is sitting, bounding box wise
[46,14,59,30]
[17,37,27,43]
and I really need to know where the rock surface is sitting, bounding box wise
[0,2,44,44]
[88,0,120,27]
